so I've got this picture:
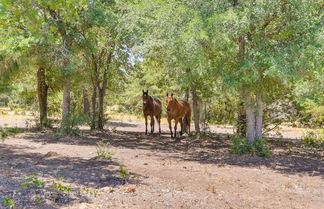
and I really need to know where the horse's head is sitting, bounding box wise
[165,93,175,112]
[142,90,149,105]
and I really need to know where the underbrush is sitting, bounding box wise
[0,127,23,140]
[230,136,272,158]
[96,139,115,160]
[54,112,89,137]
[301,129,324,148]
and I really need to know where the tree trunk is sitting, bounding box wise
[90,85,97,130]
[191,84,200,133]
[62,79,71,121]
[236,101,246,137]
[245,93,255,142]
[255,93,263,140]
[185,89,189,101]
[97,88,105,129]
[37,67,48,128]
[83,88,90,115]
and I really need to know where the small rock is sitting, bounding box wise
[120,186,136,193]
[101,186,114,193]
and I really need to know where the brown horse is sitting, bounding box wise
[165,93,191,138]
[142,90,162,135]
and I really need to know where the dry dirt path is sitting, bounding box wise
[0,118,323,209]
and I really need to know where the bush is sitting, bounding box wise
[55,112,89,137]
[230,136,271,158]
[0,128,23,139]
[301,130,324,148]
[96,140,115,160]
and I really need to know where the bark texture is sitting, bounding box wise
[255,93,263,140]
[191,84,200,133]
[62,79,71,121]
[37,67,48,128]
[245,94,255,142]
[83,88,90,115]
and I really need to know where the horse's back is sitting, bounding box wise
[153,98,162,114]
[178,100,190,108]
[178,100,191,115]
[153,98,161,105]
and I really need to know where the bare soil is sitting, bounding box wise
[0,116,323,209]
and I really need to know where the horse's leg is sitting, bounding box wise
[179,118,183,136]
[174,118,179,138]
[150,115,154,134]
[144,115,148,135]
[156,115,161,135]
[168,117,173,138]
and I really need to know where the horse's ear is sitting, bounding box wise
[166,93,168,96]
[171,93,173,97]
[142,90,145,94]
[146,90,148,94]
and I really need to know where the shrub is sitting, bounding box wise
[119,166,128,184]
[230,136,271,157]
[301,130,324,148]
[55,112,89,137]
[0,128,23,139]
[96,140,115,160]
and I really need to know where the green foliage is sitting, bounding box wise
[2,197,15,209]
[55,111,89,137]
[51,181,71,193]
[301,130,324,148]
[231,136,271,158]
[21,175,45,189]
[0,128,23,139]
[50,179,71,202]
[119,166,129,184]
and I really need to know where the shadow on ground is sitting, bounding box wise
[5,121,324,179]
[0,143,139,208]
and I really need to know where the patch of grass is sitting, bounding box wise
[21,175,45,189]
[96,140,115,160]
[82,187,100,197]
[301,130,324,148]
[119,166,129,184]
[51,181,71,193]
[34,198,42,205]
[230,136,271,158]
[2,197,15,209]
[50,180,71,202]
[0,128,23,140]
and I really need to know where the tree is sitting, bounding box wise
[203,0,322,141]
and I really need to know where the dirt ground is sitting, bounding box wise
[0,116,323,209]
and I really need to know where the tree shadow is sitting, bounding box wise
[4,120,323,179]
[0,143,142,208]
[108,121,139,128]
[95,128,324,178]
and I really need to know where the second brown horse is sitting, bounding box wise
[142,90,162,135]
[165,93,191,138]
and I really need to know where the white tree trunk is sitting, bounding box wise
[255,93,263,140]
[245,94,255,142]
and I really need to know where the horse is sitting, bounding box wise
[142,90,162,135]
[165,93,191,138]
